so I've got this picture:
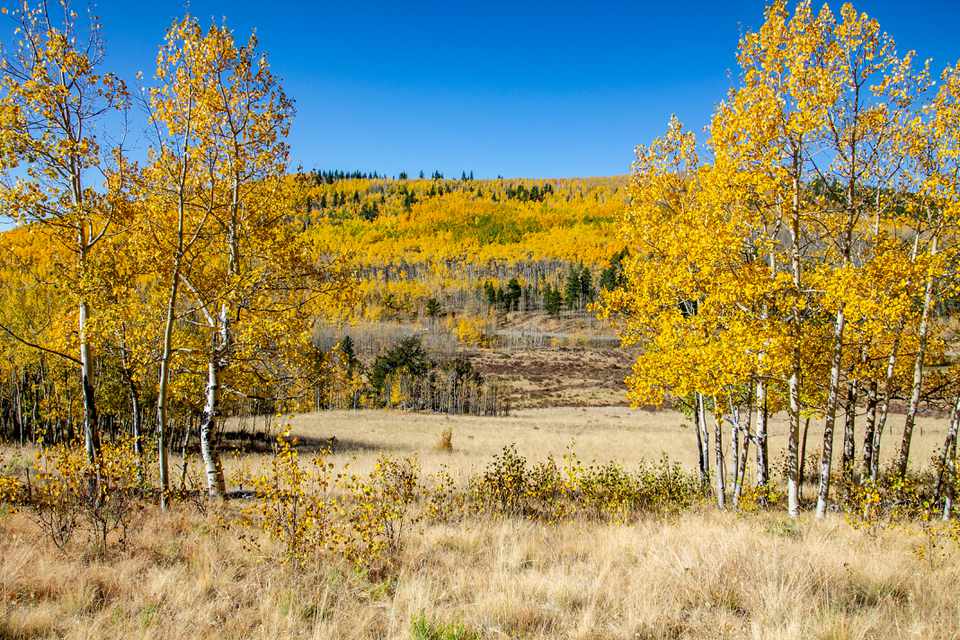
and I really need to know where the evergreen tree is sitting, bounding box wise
[599,248,629,291]
[544,284,562,317]
[564,265,582,310]
[425,297,442,319]
[579,268,594,305]
[338,336,358,374]
[507,278,522,311]
[484,281,497,307]
[370,335,429,394]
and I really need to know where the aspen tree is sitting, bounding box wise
[896,60,960,479]
[156,20,350,498]
[810,4,928,518]
[708,0,835,516]
[0,1,129,463]
[140,16,220,506]
[598,117,771,508]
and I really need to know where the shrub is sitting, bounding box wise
[563,452,699,521]
[737,483,785,512]
[241,438,704,579]
[843,468,936,533]
[238,430,336,568]
[240,435,422,576]
[466,446,700,523]
[469,445,530,517]
[27,436,143,556]
[338,456,422,574]
[0,453,26,508]
[424,467,465,523]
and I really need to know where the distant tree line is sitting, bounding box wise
[316,336,508,416]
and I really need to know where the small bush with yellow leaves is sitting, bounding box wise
[239,430,423,574]
[336,455,422,572]
[842,467,937,533]
[237,429,337,568]
[466,445,700,523]
[27,435,144,556]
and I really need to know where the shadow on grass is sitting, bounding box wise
[218,430,411,455]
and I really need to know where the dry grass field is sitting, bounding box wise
[1,407,958,639]
[3,506,960,640]
[223,406,954,483]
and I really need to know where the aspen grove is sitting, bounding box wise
[598,0,960,519]
[0,6,354,503]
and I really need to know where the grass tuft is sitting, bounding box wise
[410,614,482,640]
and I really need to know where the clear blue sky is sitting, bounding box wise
[72,1,960,177]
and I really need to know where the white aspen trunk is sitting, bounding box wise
[730,404,740,461]
[736,426,751,508]
[79,297,100,464]
[13,373,22,447]
[128,380,143,484]
[872,342,899,481]
[787,159,802,518]
[873,236,920,481]
[200,354,226,498]
[156,183,187,509]
[694,398,707,488]
[155,84,196,509]
[798,416,811,502]
[897,239,937,479]
[755,377,769,488]
[754,243,775,490]
[196,172,240,500]
[713,403,726,510]
[733,400,751,509]
[786,360,802,517]
[696,393,710,482]
[841,378,857,491]
[937,395,960,520]
[71,137,99,466]
[729,402,740,504]
[944,432,957,521]
[816,306,846,518]
[156,296,174,509]
[179,416,193,491]
[944,472,956,521]
[861,380,878,478]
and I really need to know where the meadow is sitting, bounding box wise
[1,408,958,640]
[223,406,952,481]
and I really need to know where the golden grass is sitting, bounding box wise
[1,507,958,639]
[1,406,956,639]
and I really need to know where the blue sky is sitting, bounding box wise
[40,1,960,177]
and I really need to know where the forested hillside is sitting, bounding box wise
[298,173,628,319]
